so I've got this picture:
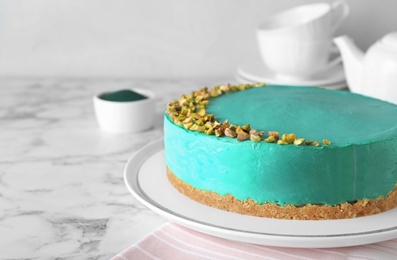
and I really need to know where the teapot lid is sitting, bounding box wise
[381,32,397,48]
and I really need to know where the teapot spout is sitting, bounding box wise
[334,36,364,94]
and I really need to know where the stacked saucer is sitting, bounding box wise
[236,59,347,90]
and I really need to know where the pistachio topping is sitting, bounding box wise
[224,127,237,138]
[277,140,288,145]
[250,134,262,143]
[294,138,305,146]
[282,133,296,144]
[250,130,264,143]
[234,126,249,141]
[306,140,321,147]
[166,83,330,146]
[323,139,331,145]
[265,136,277,143]
[268,131,280,140]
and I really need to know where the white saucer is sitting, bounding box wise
[237,59,346,87]
[124,139,397,248]
[236,73,348,90]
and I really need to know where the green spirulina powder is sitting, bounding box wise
[99,89,148,102]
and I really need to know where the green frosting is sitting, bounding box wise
[164,85,397,206]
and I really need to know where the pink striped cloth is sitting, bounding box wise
[112,222,397,260]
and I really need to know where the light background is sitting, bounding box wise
[0,0,396,78]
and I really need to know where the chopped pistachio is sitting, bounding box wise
[213,121,221,127]
[306,140,321,146]
[195,95,203,102]
[183,122,193,129]
[183,109,191,116]
[210,87,222,97]
[204,121,213,129]
[238,84,247,91]
[215,125,226,137]
[173,119,183,126]
[175,115,187,122]
[190,113,201,120]
[294,138,305,146]
[236,126,247,135]
[250,134,262,142]
[241,124,251,133]
[183,116,192,123]
[323,139,331,145]
[196,125,206,132]
[219,84,230,92]
[224,127,237,138]
[179,95,187,103]
[190,124,199,131]
[195,118,204,126]
[268,131,280,140]
[230,86,239,92]
[229,125,237,131]
[205,127,214,135]
[282,133,296,144]
[277,140,288,145]
[250,129,264,136]
[265,136,276,143]
[204,114,214,121]
[237,132,250,141]
[197,108,206,117]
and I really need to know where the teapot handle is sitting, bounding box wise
[331,0,350,34]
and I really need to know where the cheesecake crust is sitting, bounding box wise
[166,166,397,220]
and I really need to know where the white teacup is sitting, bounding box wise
[257,1,349,41]
[257,36,341,81]
[256,1,348,80]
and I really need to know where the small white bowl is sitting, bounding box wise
[93,88,156,133]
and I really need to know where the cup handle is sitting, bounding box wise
[318,40,342,73]
[331,0,350,33]
[326,55,342,70]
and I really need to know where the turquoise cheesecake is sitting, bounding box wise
[164,84,397,220]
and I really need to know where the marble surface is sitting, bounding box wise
[0,77,232,259]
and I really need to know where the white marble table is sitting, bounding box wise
[0,77,232,259]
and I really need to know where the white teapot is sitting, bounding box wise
[334,32,397,104]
